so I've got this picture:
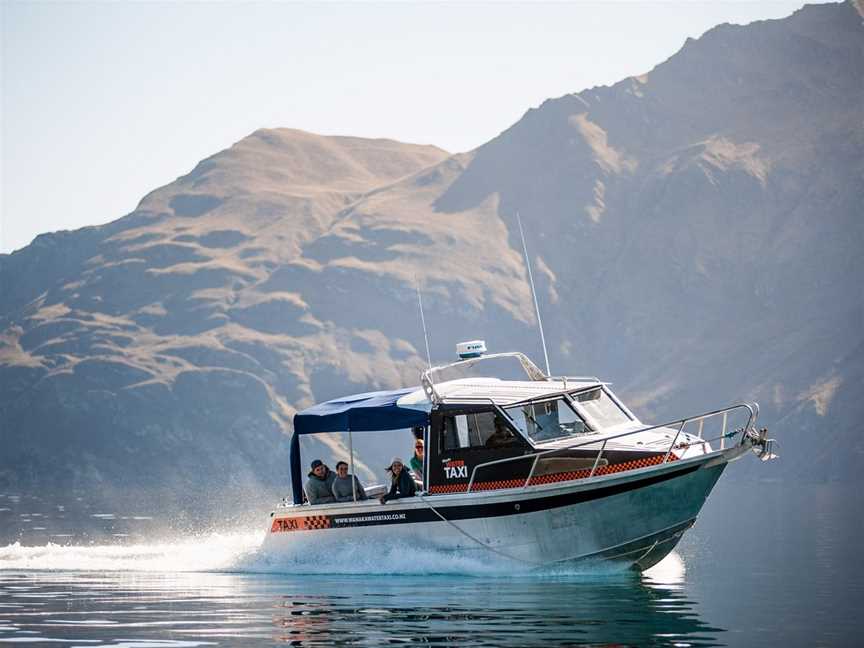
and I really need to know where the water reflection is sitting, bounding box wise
[270,571,723,646]
[0,559,723,647]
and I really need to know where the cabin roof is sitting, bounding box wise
[293,378,606,436]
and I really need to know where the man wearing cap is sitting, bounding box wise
[304,459,336,505]
[380,457,417,504]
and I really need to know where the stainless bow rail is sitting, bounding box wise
[465,402,762,493]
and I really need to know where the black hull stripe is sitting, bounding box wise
[325,463,702,530]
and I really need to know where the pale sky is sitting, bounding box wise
[1,1,816,254]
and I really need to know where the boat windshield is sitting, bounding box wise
[570,387,631,428]
[504,396,588,443]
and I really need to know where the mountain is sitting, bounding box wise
[1,1,862,519]
[0,132,450,514]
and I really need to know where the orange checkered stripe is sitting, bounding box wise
[428,453,678,494]
[271,514,332,533]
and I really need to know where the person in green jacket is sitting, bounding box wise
[409,438,424,485]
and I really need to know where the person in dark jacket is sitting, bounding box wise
[331,461,367,502]
[380,457,416,504]
[304,459,336,504]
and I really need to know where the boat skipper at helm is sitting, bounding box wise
[304,459,336,505]
[380,457,417,504]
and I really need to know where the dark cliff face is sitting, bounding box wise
[1,2,862,515]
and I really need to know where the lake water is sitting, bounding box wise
[1,471,861,647]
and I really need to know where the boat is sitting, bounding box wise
[264,342,776,570]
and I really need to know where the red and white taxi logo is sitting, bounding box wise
[443,459,468,479]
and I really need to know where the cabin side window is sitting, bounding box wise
[442,410,522,450]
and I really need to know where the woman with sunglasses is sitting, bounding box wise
[410,439,424,484]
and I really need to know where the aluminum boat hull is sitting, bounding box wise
[264,448,742,571]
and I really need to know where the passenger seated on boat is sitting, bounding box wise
[304,459,336,505]
[380,457,416,504]
[409,439,424,485]
[331,461,367,502]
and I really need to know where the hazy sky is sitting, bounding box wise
[1,1,815,254]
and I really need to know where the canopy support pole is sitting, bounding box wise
[348,426,357,502]
[290,431,303,505]
[423,425,430,491]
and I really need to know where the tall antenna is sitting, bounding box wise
[517,212,551,376]
[415,276,433,370]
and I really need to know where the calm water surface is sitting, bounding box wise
[0,475,860,647]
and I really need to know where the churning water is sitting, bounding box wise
[0,477,861,647]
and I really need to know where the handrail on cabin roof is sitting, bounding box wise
[421,352,545,405]
[419,351,601,406]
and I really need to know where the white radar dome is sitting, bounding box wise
[457,340,487,359]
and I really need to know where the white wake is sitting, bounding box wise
[0,532,264,572]
[0,533,684,579]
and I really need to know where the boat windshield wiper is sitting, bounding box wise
[522,407,544,434]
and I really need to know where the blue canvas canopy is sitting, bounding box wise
[289,387,430,504]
